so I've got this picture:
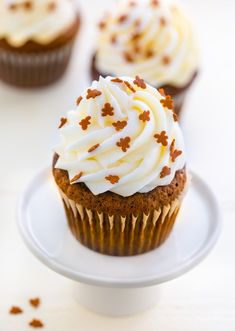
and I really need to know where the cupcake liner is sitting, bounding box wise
[0,40,75,87]
[59,189,183,256]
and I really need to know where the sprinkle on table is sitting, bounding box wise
[76,96,83,106]
[86,89,102,99]
[29,319,44,328]
[58,117,67,129]
[99,21,106,29]
[105,175,120,184]
[101,103,114,117]
[160,17,166,26]
[116,137,131,152]
[112,120,127,131]
[139,110,150,122]
[79,116,91,130]
[154,131,168,146]
[133,76,146,89]
[8,3,18,10]
[160,166,171,178]
[23,1,33,10]
[160,95,174,110]
[29,298,40,308]
[151,0,159,6]
[9,306,23,314]
[70,172,83,183]
[146,50,154,58]
[111,34,117,44]
[88,144,100,153]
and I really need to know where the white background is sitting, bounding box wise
[0,0,235,330]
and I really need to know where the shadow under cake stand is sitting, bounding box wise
[17,168,221,316]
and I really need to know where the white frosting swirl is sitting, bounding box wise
[55,76,186,197]
[96,0,199,88]
[0,0,77,46]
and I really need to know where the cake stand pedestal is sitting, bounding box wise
[17,168,221,316]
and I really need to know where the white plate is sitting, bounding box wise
[18,168,221,289]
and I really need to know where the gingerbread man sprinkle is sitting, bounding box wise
[160,95,174,110]
[9,306,23,314]
[86,89,102,99]
[101,103,114,117]
[133,76,146,89]
[170,139,182,162]
[160,166,171,178]
[154,131,168,146]
[79,116,91,130]
[70,172,83,183]
[29,298,40,308]
[116,137,131,152]
[139,110,150,122]
[58,117,67,129]
[105,175,120,184]
[29,319,44,328]
[112,120,127,131]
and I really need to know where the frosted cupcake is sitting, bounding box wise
[0,0,80,87]
[92,0,199,115]
[53,75,187,256]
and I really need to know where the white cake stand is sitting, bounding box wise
[17,168,221,316]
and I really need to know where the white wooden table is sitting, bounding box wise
[0,0,234,329]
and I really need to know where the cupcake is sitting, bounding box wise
[91,0,199,115]
[53,75,187,256]
[0,0,80,87]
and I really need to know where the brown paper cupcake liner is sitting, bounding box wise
[59,189,183,256]
[0,41,75,87]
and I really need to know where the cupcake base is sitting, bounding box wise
[90,54,197,116]
[0,16,80,88]
[60,189,181,256]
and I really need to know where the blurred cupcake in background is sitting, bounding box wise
[53,75,187,256]
[92,0,199,115]
[0,0,80,87]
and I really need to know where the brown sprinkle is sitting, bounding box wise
[154,131,168,146]
[10,306,23,315]
[118,14,128,23]
[139,110,150,122]
[70,172,83,183]
[173,112,178,122]
[29,298,40,308]
[86,89,102,99]
[112,120,127,131]
[162,55,171,65]
[8,3,18,10]
[146,49,154,58]
[134,19,141,27]
[58,117,67,129]
[29,319,44,328]
[129,1,136,6]
[111,78,123,83]
[23,1,33,10]
[116,137,131,152]
[170,139,182,162]
[124,81,136,93]
[151,0,159,6]
[102,103,114,117]
[123,51,134,63]
[131,33,141,41]
[133,75,146,89]
[105,175,120,184]
[160,166,171,178]
[48,1,56,11]
[76,96,83,106]
[111,34,117,44]
[158,88,166,97]
[88,143,100,153]
[160,95,174,110]
[79,116,91,130]
[160,17,167,26]
[99,21,106,29]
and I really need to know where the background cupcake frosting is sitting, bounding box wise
[95,0,199,88]
[55,76,186,197]
[0,0,77,46]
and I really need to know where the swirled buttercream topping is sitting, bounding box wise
[0,0,77,46]
[55,76,186,197]
[96,0,199,88]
